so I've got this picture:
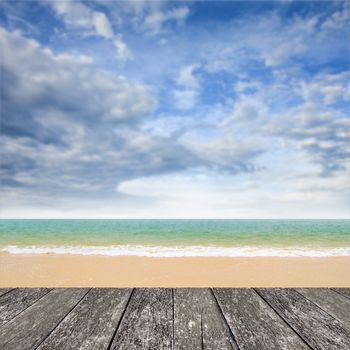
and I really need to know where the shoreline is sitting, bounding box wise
[2,244,350,257]
[1,253,350,287]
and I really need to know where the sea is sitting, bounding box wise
[0,219,349,257]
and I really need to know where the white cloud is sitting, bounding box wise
[198,10,326,73]
[47,0,132,60]
[173,89,198,110]
[298,71,349,105]
[0,28,158,199]
[221,93,268,127]
[115,169,348,219]
[216,67,349,177]
[92,11,113,38]
[255,15,317,67]
[321,2,349,31]
[1,28,262,210]
[114,34,133,60]
[174,64,200,109]
[0,28,152,121]
[106,2,190,37]
[144,6,190,35]
[190,138,262,173]
[177,64,199,88]
[48,1,95,32]
[1,2,348,218]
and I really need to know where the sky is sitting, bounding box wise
[0,0,349,219]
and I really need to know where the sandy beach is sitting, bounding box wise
[0,253,349,287]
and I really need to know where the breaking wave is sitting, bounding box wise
[1,245,350,257]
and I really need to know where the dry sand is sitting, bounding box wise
[1,253,349,287]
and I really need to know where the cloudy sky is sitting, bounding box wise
[0,0,349,218]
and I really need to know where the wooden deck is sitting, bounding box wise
[0,288,350,349]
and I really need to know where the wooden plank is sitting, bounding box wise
[256,288,350,350]
[213,288,309,350]
[0,288,51,326]
[109,288,173,350]
[332,288,350,300]
[297,288,350,329]
[36,288,133,350]
[174,288,238,350]
[0,288,14,297]
[0,288,89,350]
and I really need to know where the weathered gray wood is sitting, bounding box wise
[36,288,132,350]
[297,288,350,329]
[110,288,173,350]
[174,288,238,350]
[0,288,89,350]
[213,288,309,350]
[1,287,349,350]
[0,288,51,326]
[332,288,350,300]
[256,288,350,350]
[0,288,14,297]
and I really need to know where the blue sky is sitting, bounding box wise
[0,0,349,218]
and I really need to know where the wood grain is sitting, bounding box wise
[0,288,349,350]
[0,289,14,298]
[0,288,51,326]
[36,288,132,350]
[0,288,89,350]
[109,288,173,350]
[213,288,309,350]
[332,288,350,300]
[174,288,238,350]
[297,288,350,329]
[256,288,350,350]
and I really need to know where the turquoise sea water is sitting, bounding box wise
[0,219,349,257]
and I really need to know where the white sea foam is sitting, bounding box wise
[1,245,350,257]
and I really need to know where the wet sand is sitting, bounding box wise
[0,253,349,287]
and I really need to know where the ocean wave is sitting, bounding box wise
[1,245,350,257]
